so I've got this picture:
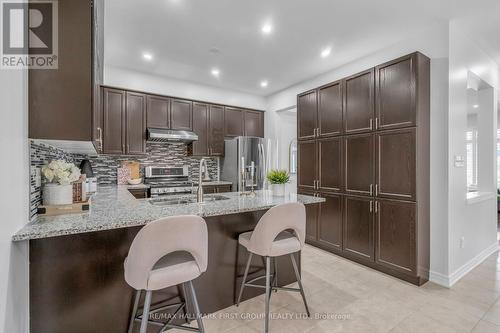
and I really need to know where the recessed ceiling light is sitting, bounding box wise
[143,53,153,61]
[211,68,220,77]
[473,104,479,108]
[261,23,273,35]
[260,80,268,88]
[320,47,332,58]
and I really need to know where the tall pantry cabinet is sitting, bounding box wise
[297,52,430,285]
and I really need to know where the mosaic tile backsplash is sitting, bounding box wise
[30,140,219,219]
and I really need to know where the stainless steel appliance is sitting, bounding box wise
[220,136,276,192]
[144,166,193,197]
[147,128,198,143]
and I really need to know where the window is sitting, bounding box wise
[466,129,478,191]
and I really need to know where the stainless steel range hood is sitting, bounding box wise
[147,128,198,143]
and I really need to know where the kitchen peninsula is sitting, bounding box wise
[14,188,324,333]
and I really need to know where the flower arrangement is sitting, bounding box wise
[266,169,290,184]
[42,160,81,185]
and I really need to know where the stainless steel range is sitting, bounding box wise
[144,166,194,197]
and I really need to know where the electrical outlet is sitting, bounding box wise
[460,237,465,249]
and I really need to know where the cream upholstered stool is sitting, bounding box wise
[124,215,207,333]
[236,202,310,333]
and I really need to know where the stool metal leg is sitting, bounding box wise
[265,256,271,333]
[140,290,152,333]
[188,280,205,333]
[237,253,253,306]
[273,257,278,290]
[290,254,310,317]
[127,290,141,333]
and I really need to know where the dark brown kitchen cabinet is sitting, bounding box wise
[126,92,146,154]
[192,103,210,156]
[344,133,374,196]
[318,81,343,137]
[202,184,232,194]
[103,88,126,154]
[376,129,416,200]
[297,90,318,140]
[244,111,264,138]
[343,195,374,261]
[343,69,374,134]
[146,95,170,129]
[297,140,317,191]
[375,199,416,275]
[224,107,244,137]
[299,190,320,243]
[209,105,225,155]
[170,99,193,131]
[376,53,420,130]
[318,193,343,252]
[318,137,343,192]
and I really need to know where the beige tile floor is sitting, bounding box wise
[172,245,500,333]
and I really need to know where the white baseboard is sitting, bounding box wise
[429,242,499,288]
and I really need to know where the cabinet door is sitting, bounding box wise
[224,107,244,137]
[92,86,103,153]
[344,69,374,134]
[126,92,146,155]
[343,196,374,261]
[298,140,317,191]
[318,81,342,137]
[103,88,126,154]
[170,99,193,130]
[376,54,416,130]
[318,193,343,252]
[375,199,416,275]
[244,110,264,138]
[318,137,343,192]
[209,105,225,155]
[297,90,318,140]
[376,129,416,200]
[299,190,319,242]
[146,95,170,129]
[192,103,209,156]
[344,133,374,196]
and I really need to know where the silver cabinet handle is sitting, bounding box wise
[375,117,379,129]
[313,180,316,189]
[317,127,320,136]
[375,201,379,213]
[369,200,373,212]
[369,184,373,195]
[375,184,378,196]
[369,118,373,130]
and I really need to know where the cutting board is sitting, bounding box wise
[121,161,140,179]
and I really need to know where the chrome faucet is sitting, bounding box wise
[197,158,208,203]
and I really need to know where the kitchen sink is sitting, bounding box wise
[149,195,230,206]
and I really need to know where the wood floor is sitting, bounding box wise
[170,244,500,333]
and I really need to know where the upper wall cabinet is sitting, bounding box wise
[170,99,193,131]
[125,92,146,155]
[192,103,210,156]
[224,107,244,137]
[376,54,417,130]
[209,105,225,154]
[344,69,374,134]
[244,110,264,137]
[297,90,317,140]
[318,81,343,137]
[190,103,225,156]
[146,95,170,129]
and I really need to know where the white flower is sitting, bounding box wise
[42,159,81,185]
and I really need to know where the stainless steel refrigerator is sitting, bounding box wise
[220,136,277,192]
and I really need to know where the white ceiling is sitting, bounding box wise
[104,0,500,96]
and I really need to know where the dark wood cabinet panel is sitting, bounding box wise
[103,88,126,154]
[343,69,374,134]
[299,190,319,242]
[209,105,225,155]
[146,95,170,129]
[376,129,416,200]
[375,199,416,274]
[318,82,343,137]
[297,90,318,140]
[298,140,317,191]
[29,0,93,141]
[192,103,209,156]
[125,92,146,155]
[244,111,264,138]
[170,99,193,131]
[376,54,415,130]
[318,137,343,192]
[344,134,374,196]
[343,195,374,261]
[224,107,244,137]
[318,193,343,252]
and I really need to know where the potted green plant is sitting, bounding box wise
[266,169,290,196]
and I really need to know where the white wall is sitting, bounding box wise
[447,21,499,281]
[0,68,30,331]
[105,66,266,110]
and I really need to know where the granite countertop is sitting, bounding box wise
[13,186,324,241]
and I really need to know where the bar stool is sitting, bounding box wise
[236,202,310,333]
[124,215,208,333]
